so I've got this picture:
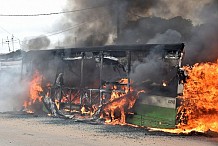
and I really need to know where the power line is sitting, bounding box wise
[0,25,21,51]
[0,25,20,41]
[19,13,110,50]
[0,5,107,17]
[0,6,112,51]
[1,13,111,49]
[0,26,11,35]
[47,14,111,37]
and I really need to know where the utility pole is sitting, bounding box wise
[6,36,10,52]
[74,37,77,47]
[116,0,120,41]
[11,35,14,52]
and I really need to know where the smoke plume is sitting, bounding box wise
[61,0,218,64]
[22,35,50,50]
[147,29,182,44]
[0,70,28,112]
[130,47,166,83]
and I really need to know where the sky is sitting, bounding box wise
[0,0,67,53]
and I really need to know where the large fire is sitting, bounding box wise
[25,61,218,133]
[24,73,140,125]
[177,61,218,132]
[151,61,218,134]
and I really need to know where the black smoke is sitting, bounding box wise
[60,0,218,64]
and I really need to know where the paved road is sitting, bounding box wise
[0,113,217,146]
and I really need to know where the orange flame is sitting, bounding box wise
[177,61,218,132]
[81,105,90,115]
[102,78,139,125]
[23,70,43,109]
[149,61,218,134]
[103,93,137,125]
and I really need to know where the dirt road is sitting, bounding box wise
[0,112,217,146]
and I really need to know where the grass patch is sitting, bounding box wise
[127,104,176,128]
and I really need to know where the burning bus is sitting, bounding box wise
[0,43,185,128]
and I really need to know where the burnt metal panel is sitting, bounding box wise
[24,43,184,59]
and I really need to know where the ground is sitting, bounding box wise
[0,112,217,146]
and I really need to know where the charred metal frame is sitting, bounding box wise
[18,43,185,115]
[80,52,85,105]
[127,51,131,92]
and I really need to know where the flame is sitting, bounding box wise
[101,78,141,125]
[69,93,80,105]
[81,105,90,115]
[29,71,43,102]
[148,61,218,135]
[23,70,43,109]
[90,105,98,116]
[162,81,167,87]
[177,61,218,132]
[24,109,34,114]
[55,99,60,110]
